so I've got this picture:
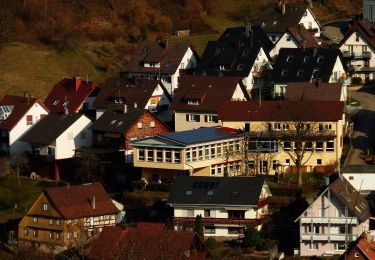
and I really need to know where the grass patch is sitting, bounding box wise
[170,34,219,56]
[0,175,58,222]
[346,97,361,106]
[123,189,169,210]
[0,42,107,100]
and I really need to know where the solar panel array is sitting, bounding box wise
[192,181,221,190]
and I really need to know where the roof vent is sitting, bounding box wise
[232,191,239,197]
[207,191,214,196]
[186,190,192,196]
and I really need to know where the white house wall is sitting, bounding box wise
[342,173,375,191]
[270,32,299,58]
[231,84,247,100]
[55,116,92,160]
[9,103,49,155]
[299,8,321,37]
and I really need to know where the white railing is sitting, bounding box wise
[301,233,357,241]
[300,217,358,225]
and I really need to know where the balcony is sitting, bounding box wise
[342,51,371,59]
[173,216,269,227]
[348,66,375,73]
[301,217,358,225]
[301,233,357,242]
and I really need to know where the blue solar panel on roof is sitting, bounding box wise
[209,182,215,189]
[204,182,210,189]
[159,127,237,145]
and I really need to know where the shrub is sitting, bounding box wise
[205,237,219,250]
[131,179,147,190]
[146,182,171,192]
[194,214,204,240]
[243,226,261,248]
[352,77,363,86]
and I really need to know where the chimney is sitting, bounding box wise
[164,39,169,49]
[281,1,286,15]
[75,77,81,92]
[124,104,128,114]
[66,182,70,190]
[134,102,138,109]
[92,195,96,210]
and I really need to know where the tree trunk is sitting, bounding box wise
[297,164,302,186]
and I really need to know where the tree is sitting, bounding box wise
[194,214,204,241]
[243,226,261,248]
[75,151,105,183]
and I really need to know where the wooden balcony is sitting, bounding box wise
[173,216,269,227]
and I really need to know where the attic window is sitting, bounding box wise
[286,55,294,63]
[63,100,69,107]
[187,100,200,105]
[297,70,304,77]
[242,49,250,57]
[312,68,320,79]
[317,56,324,63]
[273,21,277,25]
[303,57,309,63]
[237,64,244,70]
[232,191,239,197]
[186,190,192,196]
[286,35,291,41]
[117,121,124,126]
[53,99,60,106]
[207,191,214,196]
[214,48,221,56]
[115,98,124,104]
[281,69,289,77]
[0,106,13,121]
[110,120,116,125]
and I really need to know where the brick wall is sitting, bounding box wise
[124,111,170,150]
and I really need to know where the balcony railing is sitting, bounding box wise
[301,216,358,225]
[173,216,269,227]
[348,66,375,73]
[301,233,357,242]
[342,51,371,59]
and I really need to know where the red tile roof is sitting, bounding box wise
[171,75,249,113]
[218,100,345,122]
[0,95,48,131]
[345,232,375,259]
[88,223,208,260]
[286,24,319,48]
[44,182,119,219]
[44,77,100,113]
[286,81,343,101]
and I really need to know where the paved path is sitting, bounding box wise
[346,87,375,165]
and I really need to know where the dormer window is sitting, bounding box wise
[114,98,124,104]
[187,100,200,105]
[297,70,304,77]
[356,32,360,42]
[286,35,291,41]
[286,55,294,63]
[312,68,320,79]
[237,64,244,70]
[63,100,69,107]
[317,56,324,63]
[214,48,221,56]
[281,69,289,77]
[53,99,59,106]
[0,105,13,121]
[219,65,225,71]
[242,49,249,57]
[303,57,309,63]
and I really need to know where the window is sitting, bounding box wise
[49,232,53,239]
[354,253,360,257]
[156,150,162,162]
[303,56,309,63]
[56,233,61,240]
[305,142,313,151]
[24,228,29,236]
[137,122,143,129]
[325,124,332,130]
[312,68,320,79]
[285,159,290,166]
[186,149,191,162]
[286,55,294,63]
[204,226,215,234]
[210,145,215,159]
[248,160,255,169]
[211,166,216,176]
[56,219,61,225]
[308,243,318,250]
[205,115,218,123]
[187,210,194,217]
[26,115,33,125]
[272,160,278,170]
[147,149,154,161]
[205,146,210,159]
[198,147,203,160]
[186,114,200,122]
[150,121,155,128]
[286,35,291,41]
[73,232,78,238]
[297,70,304,77]
[317,159,322,165]
[204,210,211,217]
[349,176,354,180]
[317,56,324,63]
[33,217,38,223]
[67,233,72,239]
[49,219,53,225]
[244,123,250,132]
[174,150,181,163]
[42,203,48,211]
[33,230,38,237]
[138,149,145,161]
[281,69,288,77]
[192,148,197,161]
[356,32,360,42]
[284,142,292,150]
[326,140,334,152]
[187,100,200,105]
[334,243,346,251]
[217,144,222,157]
[316,142,323,151]
[339,226,346,234]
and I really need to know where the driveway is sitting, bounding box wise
[345,87,375,165]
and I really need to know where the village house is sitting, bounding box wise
[286,81,346,102]
[123,41,198,95]
[0,95,48,155]
[269,24,319,58]
[218,100,345,175]
[342,165,375,194]
[342,231,375,259]
[196,24,273,91]
[254,2,321,42]
[88,223,209,260]
[270,48,347,99]
[93,77,172,122]
[18,182,120,253]
[20,112,92,160]
[91,106,170,163]
[295,178,370,257]
[338,18,375,82]
[131,127,243,182]
[169,176,271,239]
[44,76,100,113]
[172,75,250,131]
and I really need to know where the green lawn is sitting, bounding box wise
[0,175,58,222]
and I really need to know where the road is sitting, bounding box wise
[345,87,375,165]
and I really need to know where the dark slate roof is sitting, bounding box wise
[196,25,273,77]
[44,77,100,113]
[218,100,345,122]
[271,48,346,83]
[254,3,315,33]
[45,182,119,219]
[286,81,342,101]
[169,176,266,206]
[0,96,47,131]
[159,127,242,145]
[123,42,196,75]
[20,112,86,145]
[286,24,319,48]
[343,165,375,174]
[92,108,146,134]
[171,75,249,113]
[93,77,171,109]
[329,178,370,223]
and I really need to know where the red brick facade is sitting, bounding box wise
[124,111,170,151]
